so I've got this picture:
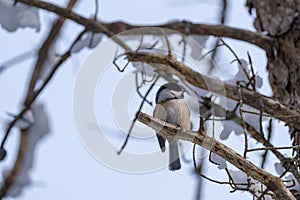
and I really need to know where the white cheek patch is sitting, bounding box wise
[171,90,183,97]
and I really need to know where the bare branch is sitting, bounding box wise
[134,72,153,106]
[16,0,274,53]
[209,0,228,70]
[161,29,172,57]
[193,145,230,185]
[178,36,187,63]
[137,112,296,199]
[0,29,87,158]
[193,144,205,200]
[117,76,159,154]
[237,83,249,158]
[126,51,300,131]
[24,0,78,107]
[248,145,300,152]
[261,118,272,169]
[105,23,272,53]
[0,129,28,198]
[0,51,34,75]
[93,0,99,20]
[201,97,300,181]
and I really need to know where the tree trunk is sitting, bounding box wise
[246,0,300,154]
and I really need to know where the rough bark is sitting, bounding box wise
[246,0,300,153]
[138,112,296,200]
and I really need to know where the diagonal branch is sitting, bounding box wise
[137,112,295,200]
[16,0,129,51]
[0,29,87,159]
[126,52,300,131]
[0,129,28,198]
[24,0,78,107]
[117,75,159,154]
[16,0,274,53]
[203,99,300,181]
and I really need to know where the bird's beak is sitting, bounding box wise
[181,90,185,98]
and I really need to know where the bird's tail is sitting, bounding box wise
[169,142,181,171]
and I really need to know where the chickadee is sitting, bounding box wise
[153,83,191,171]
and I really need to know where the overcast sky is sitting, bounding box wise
[0,0,290,199]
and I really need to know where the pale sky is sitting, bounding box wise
[0,0,290,200]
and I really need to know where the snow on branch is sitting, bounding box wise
[0,0,40,32]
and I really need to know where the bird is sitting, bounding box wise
[153,82,191,171]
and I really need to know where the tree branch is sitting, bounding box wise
[16,0,274,53]
[24,0,77,106]
[202,98,300,181]
[24,0,78,107]
[126,52,300,131]
[16,0,130,51]
[137,112,295,200]
[0,29,87,159]
[0,129,28,198]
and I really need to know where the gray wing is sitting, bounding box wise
[153,104,167,152]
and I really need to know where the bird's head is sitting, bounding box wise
[155,83,185,104]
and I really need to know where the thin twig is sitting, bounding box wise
[199,87,300,182]
[33,30,87,101]
[117,76,159,154]
[248,145,300,152]
[138,112,295,199]
[198,44,224,61]
[178,36,187,63]
[88,0,100,48]
[224,168,254,194]
[24,0,78,107]
[161,29,172,57]
[113,35,145,72]
[113,53,131,72]
[193,144,205,200]
[220,38,241,65]
[237,83,249,158]
[93,0,99,20]
[261,119,272,168]
[0,29,87,157]
[0,51,35,75]
[257,188,271,200]
[0,129,28,197]
[247,52,256,91]
[222,40,254,90]
[134,72,152,106]
[209,0,228,70]
[240,108,300,118]
[193,144,232,185]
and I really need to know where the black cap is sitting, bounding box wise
[157,83,182,94]
[156,83,183,103]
